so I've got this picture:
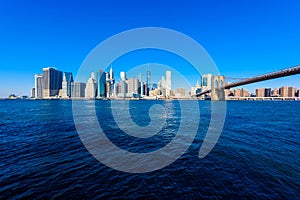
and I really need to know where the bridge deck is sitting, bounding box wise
[196,65,300,96]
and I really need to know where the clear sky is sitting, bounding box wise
[0,0,300,97]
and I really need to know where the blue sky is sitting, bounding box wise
[0,0,300,97]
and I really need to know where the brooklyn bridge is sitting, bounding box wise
[196,65,300,100]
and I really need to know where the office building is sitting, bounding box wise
[161,76,166,97]
[85,72,97,98]
[272,88,279,97]
[97,70,107,98]
[61,72,73,98]
[166,71,172,97]
[279,86,289,97]
[42,67,62,98]
[264,88,271,97]
[127,78,139,95]
[139,73,143,96]
[34,74,43,98]
[71,82,86,98]
[146,70,151,96]
[256,88,265,97]
[288,87,296,97]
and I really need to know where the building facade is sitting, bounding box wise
[42,67,62,98]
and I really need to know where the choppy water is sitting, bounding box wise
[0,100,299,199]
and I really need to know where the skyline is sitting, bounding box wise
[1,0,300,97]
[22,65,300,100]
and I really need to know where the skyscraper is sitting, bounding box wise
[34,74,43,98]
[85,72,97,98]
[97,70,106,98]
[71,82,86,98]
[161,76,166,97]
[146,69,151,96]
[201,74,212,92]
[166,71,172,97]
[61,72,73,98]
[42,67,62,98]
[127,78,139,95]
[139,73,143,96]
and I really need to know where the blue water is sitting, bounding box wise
[0,100,299,199]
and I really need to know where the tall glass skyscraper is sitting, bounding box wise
[42,67,63,98]
[97,70,106,98]
[64,72,73,97]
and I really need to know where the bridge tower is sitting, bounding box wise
[211,76,225,101]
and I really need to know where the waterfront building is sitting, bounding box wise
[139,73,144,96]
[85,72,97,98]
[279,86,289,97]
[241,88,249,97]
[146,70,151,96]
[297,90,300,97]
[234,89,241,97]
[161,76,166,97]
[127,77,140,96]
[71,82,86,98]
[42,67,63,98]
[190,81,201,96]
[271,88,279,97]
[34,74,43,98]
[97,70,107,98]
[288,87,296,97]
[264,88,271,97]
[61,72,73,98]
[256,88,265,97]
[166,71,172,97]
[106,66,115,97]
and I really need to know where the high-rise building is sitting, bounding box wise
[256,88,265,97]
[106,67,115,97]
[279,86,289,97]
[71,82,86,98]
[61,72,73,98]
[201,74,212,93]
[42,67,63,98]
[127,78,139,95]
[234,89,241,97]
[166,71,172,97]
[85,72,97,98]
[161,76,166,97]
[241,88,249,97]
[34,74,43,98]
[97,70,107,98]
[264,88,271,97]
[146,69,151,96]
[139,73,143,96]
[272,88,279,97]
[288,87,296,97]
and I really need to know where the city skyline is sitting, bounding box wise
[17,65,300,100]
[1,1,300,97]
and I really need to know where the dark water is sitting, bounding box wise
[0,100,299,199]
